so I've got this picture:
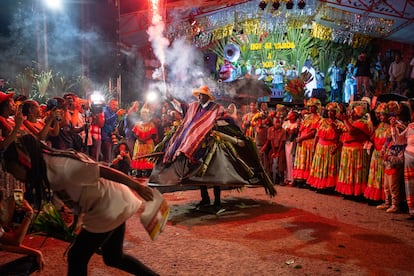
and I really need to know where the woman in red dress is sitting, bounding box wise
[308,102,346,191]
[364,102,392,203]
[336,103,373,198]
[293,98,321,187]
[131,107,158,177]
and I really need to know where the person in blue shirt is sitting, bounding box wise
[327,60,344,102]
[101,98,125,163]
[344,63,357,103]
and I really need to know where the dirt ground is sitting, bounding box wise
[1,184,414,276]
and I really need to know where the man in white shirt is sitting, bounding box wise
[302,60,317,99]
[388,52,406,94]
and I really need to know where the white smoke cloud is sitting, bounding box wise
[146,3,212,102]
[0,2,117,85]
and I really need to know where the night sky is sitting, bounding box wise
[0,0,120,82]
[0,0,16,36]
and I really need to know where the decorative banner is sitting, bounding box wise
[311,22,372,48]
[193,32,213,48]
[262,61,274,68]
[319,5,394,36]
[311,22,332,41]
[332,28,354,45]
[287,18,310,29]
[242,19,261,35]
[352,33,372,48]
[250,42,295,51]
[212,24,234,41]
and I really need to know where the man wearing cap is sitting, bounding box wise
[355,51,371,99]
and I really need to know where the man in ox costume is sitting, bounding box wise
[149,85,275,211]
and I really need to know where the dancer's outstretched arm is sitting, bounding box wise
[99,164,154,201]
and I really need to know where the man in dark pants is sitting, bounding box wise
[155,85,224,213]
[150,85,276,214]
[199,185,221,211]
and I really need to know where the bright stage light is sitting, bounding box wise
[90,91,105,105]
[43,0,63,11]
[146,91,159,103]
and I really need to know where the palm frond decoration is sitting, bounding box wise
[49,73,77,97]
[150,122,180,163]
[32,202,75,243]
[33,71,53,97]
[209,37,231,62]
[14,67,35,97]
[76,75,94,97]
[286,28,314,71]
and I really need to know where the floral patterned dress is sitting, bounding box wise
[131,121,157,170]
[308,118,346,189]
[364,122,392,201]
[336,118,373,196]
[293,113,321,181]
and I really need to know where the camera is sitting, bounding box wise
[46,97,66,111]
[46,99,59,111]
[13,188,24,206]
[91,103,104,114]
[111,133,119,145]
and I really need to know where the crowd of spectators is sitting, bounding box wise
[1,48,414,274]
[239,97,414,222]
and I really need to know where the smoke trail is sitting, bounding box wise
[148,0,170,68]
[0,2,118,85]
[147,1,212,101]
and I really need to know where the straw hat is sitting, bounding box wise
[192,86,214,100]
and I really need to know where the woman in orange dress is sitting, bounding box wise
[131,108,158,177]
[308,102,346,191]
[336,103,373,198]
[293,98,321,187]
[364,102,392,203]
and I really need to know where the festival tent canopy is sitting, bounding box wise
[119,0,414,48]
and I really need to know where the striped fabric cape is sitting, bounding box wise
[163,101,223,163]
[149,100,276,196]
